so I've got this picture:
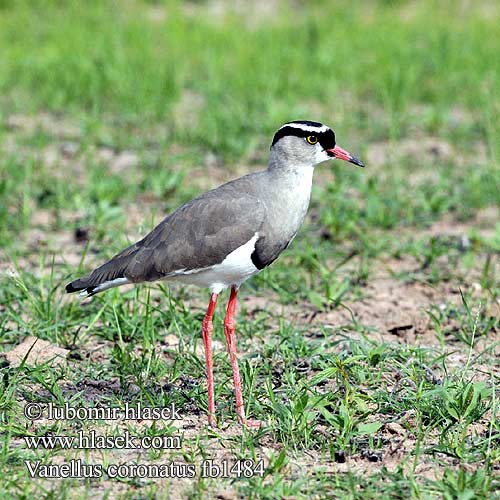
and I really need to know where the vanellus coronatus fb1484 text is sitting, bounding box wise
[66,120,365,427]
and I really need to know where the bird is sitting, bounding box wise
[66,120,365,428]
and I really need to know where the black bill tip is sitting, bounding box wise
[348,156,365,167]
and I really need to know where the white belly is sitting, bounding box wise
[165,233,260,294]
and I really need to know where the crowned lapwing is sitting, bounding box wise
[66,120,364,427]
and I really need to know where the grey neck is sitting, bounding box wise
[268,144,315,171]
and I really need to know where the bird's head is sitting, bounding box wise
[269,120,364,169]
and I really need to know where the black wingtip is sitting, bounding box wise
[66,282,80,293]
[66,281,98,297]
[85,286,98,297]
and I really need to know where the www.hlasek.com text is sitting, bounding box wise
[24,430,182,450]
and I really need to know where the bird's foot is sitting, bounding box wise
[207,414,217,427]
[240,418,264,429]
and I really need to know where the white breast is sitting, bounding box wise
[166,233,260,293]
[277,166,314,234]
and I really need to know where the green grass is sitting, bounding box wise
[0,0,499,498]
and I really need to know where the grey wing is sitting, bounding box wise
[66,178,268,293]
[117,191,267,282]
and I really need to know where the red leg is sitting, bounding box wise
[223,286,261,428]
[202,292,218,426]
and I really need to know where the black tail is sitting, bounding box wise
[65,244,140,297]
[65,279,101,297]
